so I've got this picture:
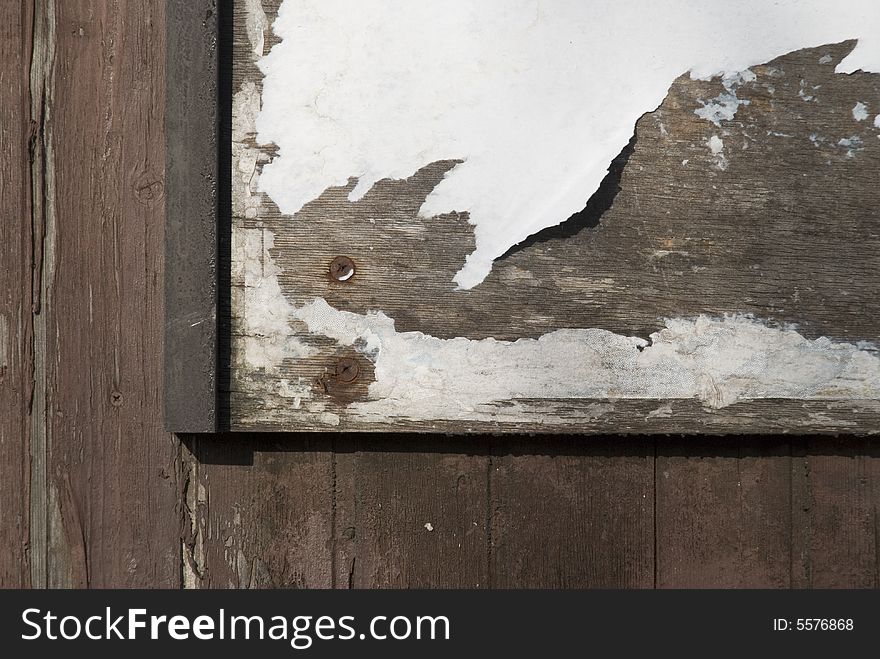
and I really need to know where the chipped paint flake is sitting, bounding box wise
[853,101,870,121]
[799,80,817,102]
[694,69,756,126]
[838,135,864,157]
[257,0,880,289]
[707,135,728,170]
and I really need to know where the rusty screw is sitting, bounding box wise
[329,256,356,282]
[335,357,360,383]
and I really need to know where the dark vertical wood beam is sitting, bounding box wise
[164,0,219,433]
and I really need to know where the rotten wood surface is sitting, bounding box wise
[4,0,880,590]
[229,1,880,433]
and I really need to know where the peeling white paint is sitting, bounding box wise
[289,296,880,420]
[875,115,880,128]
[256,0,880,289]
[819,54,834,64]
[244,0,268,57]
[853,101,870,121]
[694,70,756,126]
[233,227,314,371]
[838,135,864,157]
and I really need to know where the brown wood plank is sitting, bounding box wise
[791,439,880,588]
[655,440,793,588]
[30,0,181,587]
[0,0,35,588]
[333,437,491,588]
[182,436,335,589]
[489,438,655,588]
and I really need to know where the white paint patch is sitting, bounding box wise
[853,101,870,121]
[838,135,864,157]
[875,115,880,128]
[695,70,756,126]
[244,0,268,57]
[290,296,880,421]
[233,227,314,371]
[707,135,729,170]
[819,54,834,64]
[257,0,880,289]
[799,80,817,102]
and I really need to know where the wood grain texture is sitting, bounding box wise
[230,0,880,433]
[489,438,655,588]
[333,437,491,588]
[0,0,35,588]
[793,439,880,587]
[656,441,794,587]
[8,0,183,588]
[181,436,335,589]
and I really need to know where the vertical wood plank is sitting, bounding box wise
[655,440,793,588]
[489,438,655,588]
[33,0,181,587]
[333,437,491,588]
[184,436,335,588]
[792,439,880,588]
[0,0,34,588]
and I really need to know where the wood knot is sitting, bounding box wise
[133,171,165,205]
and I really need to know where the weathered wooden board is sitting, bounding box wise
[229,1,880,433]
[1,0,181,588]
[0,0,36,588]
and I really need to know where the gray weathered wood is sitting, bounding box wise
[230,2,880,433]
[164,0,219,433]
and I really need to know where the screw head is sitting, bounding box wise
[335,357,360,383]
[329,256,356,282]
[110,391,124,407]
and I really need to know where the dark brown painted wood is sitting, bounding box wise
[0,0,35,588]
[15,0,182,588]
[656,440,794,588]
[489,438,655,588]
[181,436,336,588]
[793,439,880,588]
[333,437,491,588]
